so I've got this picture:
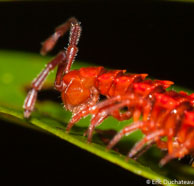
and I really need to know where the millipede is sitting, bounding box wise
[23,17,194,166]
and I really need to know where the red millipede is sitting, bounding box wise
[23,17,194,166]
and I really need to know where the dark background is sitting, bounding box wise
[0,1,194,185]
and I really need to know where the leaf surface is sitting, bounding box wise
[0,50,194,186]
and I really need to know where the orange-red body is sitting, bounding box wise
[23,17,194,166]
[62,67,148,109]
[61,66,194,165]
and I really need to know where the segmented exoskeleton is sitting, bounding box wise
[23,17,194,166]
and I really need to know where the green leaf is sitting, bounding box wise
[0,50,194,186]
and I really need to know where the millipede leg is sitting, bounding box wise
[85,101,133,142]
[24,17,82,118]
[127,130,164,159]
[156,139,168,150]
[41,17,81,75]
[84,96,121,115]
[67,95,129,134]
[66,107,91,132]
[90,95,144,123]
[66,108,92,132]
[133,141,155,160]
[160,131,194,166]
[23,51,66,118]
[86,113,108,142]
[111,110,133,121]
[40,17,80,55]
[66,87,100,132]
[159,147,188,167]
[107,121,143,150]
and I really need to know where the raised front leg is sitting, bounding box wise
[41,17,81,74]
[23,17,82,118]
[23,51,66,118]
[40,17,80,55]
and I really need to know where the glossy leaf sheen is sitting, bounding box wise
[0,50,194,186]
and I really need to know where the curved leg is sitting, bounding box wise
[85,101,133,142]
[83,95,142,142]
[127,129,164,159]
[67,94,140,141]
[24,17,82,118]
[107,121,143,150]
[86,112,108,142]
[159,146,188,167]
[159,131,194,166]
[42,17,82,89]
[40,17,80,56]
[133,141,155,160]
[23,51,66,118]
[67,95,127,130]
[67,96,132,142]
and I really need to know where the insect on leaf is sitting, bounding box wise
[0,50,194,186]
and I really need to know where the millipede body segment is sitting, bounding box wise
[23,17,194,166]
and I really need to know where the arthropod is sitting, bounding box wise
[23,17,194,166]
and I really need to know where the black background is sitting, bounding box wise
[0,1,194,185]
